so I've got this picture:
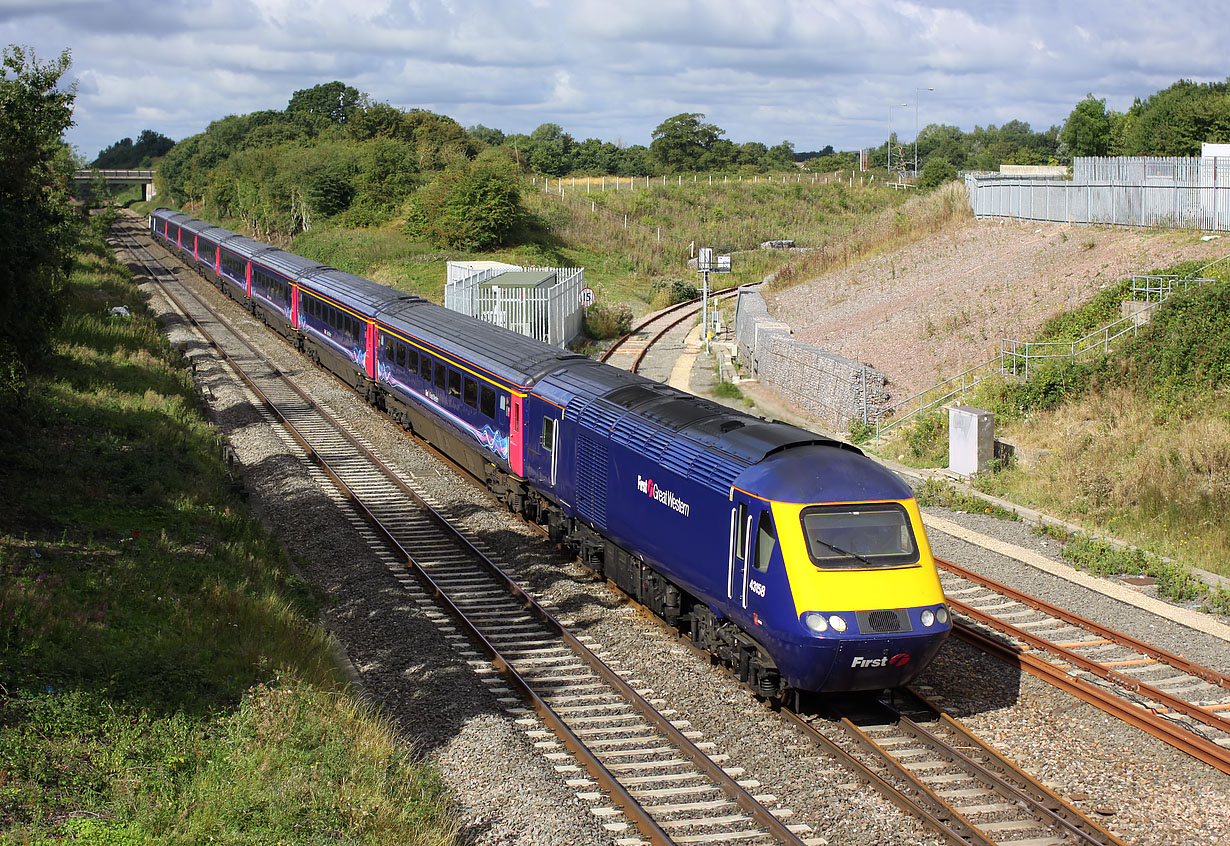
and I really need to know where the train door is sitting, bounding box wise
[728,498,753,607]
[508,393,524,477]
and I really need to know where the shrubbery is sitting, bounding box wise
[404,152,529,250]
[584,302,633,339]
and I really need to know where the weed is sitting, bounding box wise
[584,302,633,339]
[712,380,745,401]
[847,419,875,445]
[915,478,1019,520]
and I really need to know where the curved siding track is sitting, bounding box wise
[602,290,739,374]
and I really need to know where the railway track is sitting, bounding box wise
[938,557,1230,776]
[115,214,1200,844]
[114,219,820,846]
[787,692,1127,846]
[601,289,740,374]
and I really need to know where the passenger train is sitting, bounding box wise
[150,207,951,697]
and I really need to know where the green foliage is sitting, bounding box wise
[583,302,633,339]
[92,129,174,168]
[649,276,699,308]
[0,44,80,408]
[1060,94,1112,158]
[1061,535,1216,606]
[1121,79,1230,156]
[915,478,1019,520]
[1113,278,1230,407]
[286,80,363,130]
[650,113,726,172]
[902,410,948,465]
[405,152,528,250]
[0,228,458,844]
[847,419,874,445]
[919,157,956,189]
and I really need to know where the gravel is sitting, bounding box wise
[764,219,1227,399]
[136,231,1230,846]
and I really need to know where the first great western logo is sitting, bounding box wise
[637,475,691,517]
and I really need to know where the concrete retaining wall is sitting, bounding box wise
[734,286,889,430]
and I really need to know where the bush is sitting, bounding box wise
[649,276,699,309]
[903,410,948,464]
[584,303,633,339]
[919,157,957,189]
[405,152,527,250]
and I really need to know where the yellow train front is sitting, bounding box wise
[725,444,950,693]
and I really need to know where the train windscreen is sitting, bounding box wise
[800,503,919,569]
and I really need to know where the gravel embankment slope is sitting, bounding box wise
[764,219,1227,398]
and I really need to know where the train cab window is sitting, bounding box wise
[753,512,776,573]
[434,362,446,390]
[800,504,918,569]
[448,369,461,399]
[480,385,496,418]
[420,354,432,381]
[406,347,418,372]
[463,378,478,409]
[541,417,556,452]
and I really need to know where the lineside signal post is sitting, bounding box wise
[696,247,731,353]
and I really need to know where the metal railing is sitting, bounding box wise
[874,253,1229,437]
[445,266,585,348]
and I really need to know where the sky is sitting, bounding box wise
[3,0,1228,161]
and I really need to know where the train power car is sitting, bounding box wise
[150,208,951,697]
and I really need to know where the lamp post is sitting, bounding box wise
[888,103,906,176]
[914,87,934,180]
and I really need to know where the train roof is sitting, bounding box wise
[540,360,852,494]
[300,267,416,313]
[216,233,273,258]
[378,299,586,388]
[252,248,333,281]
[734,444,910,504]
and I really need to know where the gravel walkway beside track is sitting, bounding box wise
[132,231,1227,846]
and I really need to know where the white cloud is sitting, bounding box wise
[4,0,1227,159]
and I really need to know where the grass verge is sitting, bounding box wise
[0,222,457,844]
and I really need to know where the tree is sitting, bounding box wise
[92,129,174,167]
[1060,95,1112,159]
[467,124,505,147]
[0,44,79,406]
[650,113,724,172]
[405,151,527,250]
[1121,79,1230,156]
[286,81,363,129]
[919,156,957,189]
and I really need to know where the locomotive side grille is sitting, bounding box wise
[856,609,912,634]
[575,434,609,528]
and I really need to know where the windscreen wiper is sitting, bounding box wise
[812,537,878,568]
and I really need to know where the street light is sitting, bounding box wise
[915,87,934,180]
[888,103,906,176]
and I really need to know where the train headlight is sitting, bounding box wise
[828,614,848,633]
[802,612,828,634]
[921,609,936,627]
[936,605,950,625]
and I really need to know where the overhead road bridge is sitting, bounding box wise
[73,169,158,201]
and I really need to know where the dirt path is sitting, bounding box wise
[763,219,1227,400]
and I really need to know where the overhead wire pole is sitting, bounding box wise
[915,87,934,180]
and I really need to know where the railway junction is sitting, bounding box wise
[117,214,1228,846]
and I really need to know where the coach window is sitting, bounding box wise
[434,362,446,390]
[406,347,418,372]
[448,369,461,399]
[463,377,478,409]
[753,512,776,573]
[420,353,432,381]
[480,385,496,418]
[394,342,404,368]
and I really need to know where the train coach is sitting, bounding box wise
[151,207,951,697]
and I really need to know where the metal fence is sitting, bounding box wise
[966,156,1230,231]
[874,253,1229,437]
[444,266,585,348]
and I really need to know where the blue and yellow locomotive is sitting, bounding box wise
[151,208,950,696]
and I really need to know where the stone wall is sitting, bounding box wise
[734,286,889,430]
